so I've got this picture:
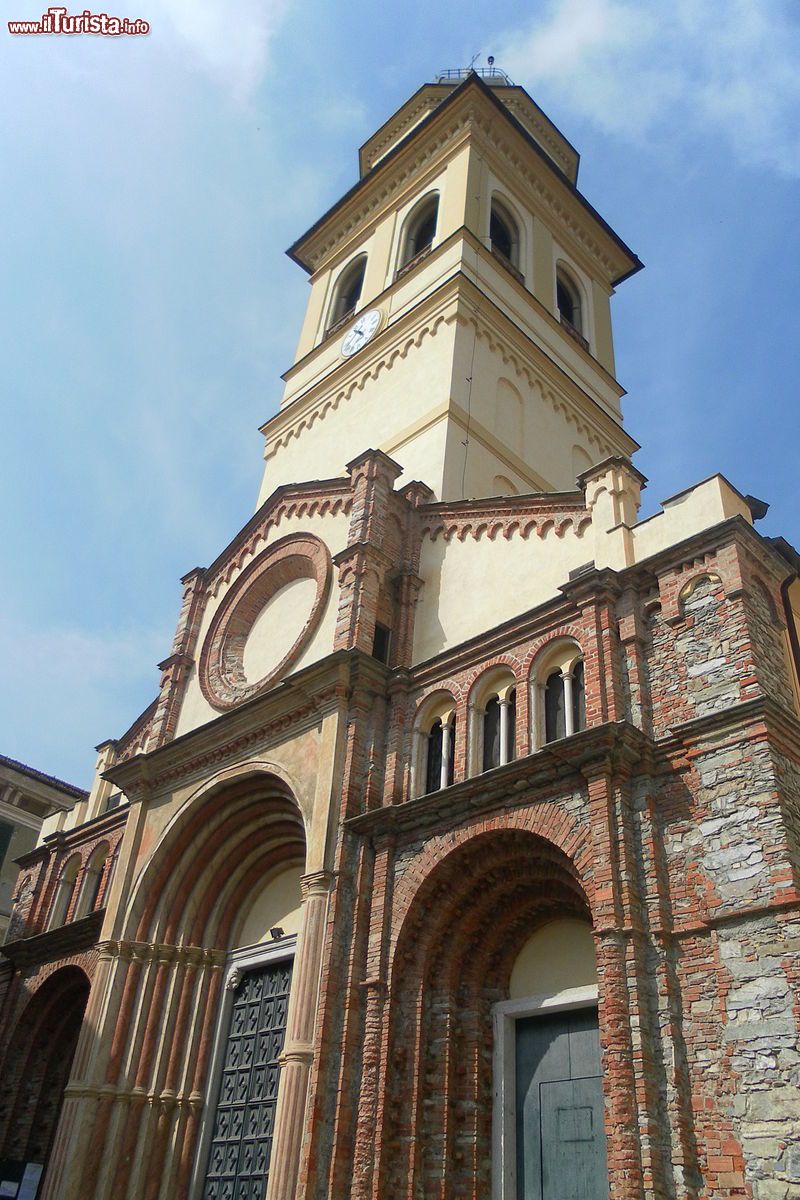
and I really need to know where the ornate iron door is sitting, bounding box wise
[203,958,293,1200]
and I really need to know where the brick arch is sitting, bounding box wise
[77,769,308,1200]
[520,623,585,674]
[380,822,592,1197]
[0,965,90,1177]
[125,769,306,948]
[464,653,522,707]
[677,570,722,613]
[389,807,591,949]
[413,676,467,709]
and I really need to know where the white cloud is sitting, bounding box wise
[493,0,800,176]
[146,0,289,104]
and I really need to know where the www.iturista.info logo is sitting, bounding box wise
[8,6,150,34]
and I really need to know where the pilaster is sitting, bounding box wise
[267,871,335,1200]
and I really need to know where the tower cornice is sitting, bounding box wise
[288,74,641,287]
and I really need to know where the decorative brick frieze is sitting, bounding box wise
[204,483,351,599]
[114,698,157,764]
[419,492,590,543]
[148,567,207,749]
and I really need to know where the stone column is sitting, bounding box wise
[464,702,478,776]
[498,696,510,765]
[440,719,453,790]
[562,669,575,737]
[266,870,334,1200]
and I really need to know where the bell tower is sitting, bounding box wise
[256,68,642,506]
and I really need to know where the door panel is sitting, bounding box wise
[515,1007,607,1200]
[203,959,293,1200]
[540,1077,607,1200]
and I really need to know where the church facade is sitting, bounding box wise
[1,69,800,1200]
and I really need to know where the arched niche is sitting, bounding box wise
[412,690,457,797]
[496,377,523,447]
[572,444,593,485]
[493,474,518,497]
[530,637,586,749]
[468,665,518,775]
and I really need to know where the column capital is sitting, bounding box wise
[300,869,336,899]
[278,1044,315,1068]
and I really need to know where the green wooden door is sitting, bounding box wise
[515,1007,607,1200]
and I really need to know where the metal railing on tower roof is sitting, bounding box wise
[434,66,514,87]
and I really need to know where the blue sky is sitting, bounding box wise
[2,0,799,787]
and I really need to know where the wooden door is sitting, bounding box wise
[515,1007,607,1200]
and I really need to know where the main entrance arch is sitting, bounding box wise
[40,768,332,1200]
[379,829,599,1200]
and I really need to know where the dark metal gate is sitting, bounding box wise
[203,958,293,1200]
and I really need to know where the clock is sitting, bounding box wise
[341,308,382,357]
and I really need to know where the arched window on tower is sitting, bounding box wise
[556,267,588,350]
[327,254,367,333]
[398,194,439,275]
[489,199,522,281]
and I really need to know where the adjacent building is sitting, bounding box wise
[1,68,799,1200]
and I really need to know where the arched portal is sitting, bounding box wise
[51,770,323,1200]
[0,967,90,1187]
[380,829,596,1200]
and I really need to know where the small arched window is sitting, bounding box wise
[425,715,456,794]
[556,267,586,346]
[327,255,367,332]
[75,842,110,918]
[489,200,521,275]
[398,194,439,273]
[544,661,586,743]
[482,688,516,771]
[49,854,82,929]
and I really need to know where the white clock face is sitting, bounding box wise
[341,308,381,358]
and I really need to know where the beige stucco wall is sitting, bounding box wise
[262,311,461,502]
[630,476,752,564]
[509,917,597,999]
[110,717,339,943]
[413,520,591,663]
[237,864,304,948]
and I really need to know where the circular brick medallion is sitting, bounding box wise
[200,533,331,710]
